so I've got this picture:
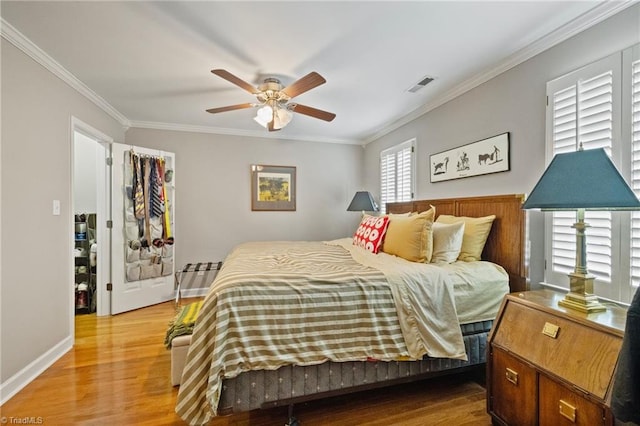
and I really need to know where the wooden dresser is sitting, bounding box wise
[487,290,627,426]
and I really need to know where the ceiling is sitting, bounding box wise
[1,1,629,144]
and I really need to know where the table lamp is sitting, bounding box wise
[522,146,640,313]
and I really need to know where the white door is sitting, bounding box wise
[110,143,176,314]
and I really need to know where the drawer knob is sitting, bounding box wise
[559,399,576,422]
[505,367,518,385]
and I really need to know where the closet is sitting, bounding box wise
[73,132,100,315]
[74,213,96,313]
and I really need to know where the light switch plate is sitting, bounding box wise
[53,199,61,216]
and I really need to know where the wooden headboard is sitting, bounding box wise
[387,193,528,293]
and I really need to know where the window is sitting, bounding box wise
[544,45,638,304]
[380,139,415,213]
[628,45,640,296]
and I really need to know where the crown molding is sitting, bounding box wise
[362,1,637,145]
[129,120,361,145]
[0,17,357,145]
[3,1,633,146]
[1,18,131,130]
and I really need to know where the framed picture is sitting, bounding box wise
[251,164,296,211]
[430,132,510,183]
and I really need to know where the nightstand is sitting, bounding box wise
[487,289,627,426]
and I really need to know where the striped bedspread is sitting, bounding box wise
[176,239,464,425]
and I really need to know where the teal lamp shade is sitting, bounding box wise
[347,191,379,212]
[522,148,640,211]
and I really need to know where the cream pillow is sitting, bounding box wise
[431,221,465,264]
[435,214,496,261]
[382,206,435,262]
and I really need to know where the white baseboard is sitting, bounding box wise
[0,335,73,405]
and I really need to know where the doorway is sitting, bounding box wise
[71,119,176,318]
[72,118,112,317]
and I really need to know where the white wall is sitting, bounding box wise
[363,4,640,288]
[125,128,365,268]
[73,132,99,214]
[0,39,125,400]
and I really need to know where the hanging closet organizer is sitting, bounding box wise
[123,150,174,282]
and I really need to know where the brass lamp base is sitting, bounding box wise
[558,272,606,313]
[558,292,606,313]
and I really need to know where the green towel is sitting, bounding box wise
[164,301,203,348]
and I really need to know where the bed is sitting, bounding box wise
[175,193,527,425]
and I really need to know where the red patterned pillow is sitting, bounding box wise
[352,214,390,254]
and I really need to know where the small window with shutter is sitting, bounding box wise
[380,139,415,214]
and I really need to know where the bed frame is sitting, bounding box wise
[387,193,528,293]
[216,193,528,415]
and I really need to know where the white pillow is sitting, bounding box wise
[430,221,465,264]
[436,214,495,261]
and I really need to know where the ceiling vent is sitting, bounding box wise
[407,75,435,93]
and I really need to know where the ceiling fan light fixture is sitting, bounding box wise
[208,69,335,131]
[254,105,273,128]
[273,107,293,130]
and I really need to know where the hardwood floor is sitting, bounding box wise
[1,300,493,425]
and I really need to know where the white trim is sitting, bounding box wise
[92,141,110,317]
[0,336,73,405]
[1,18,130,130]
[624,44,640,301]
[539,281,567,292]
[128,120,360,145]
[0,25,3,392]
[72,117,113,144]
[362,1,636,145]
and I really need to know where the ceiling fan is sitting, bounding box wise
[206,69,336,131]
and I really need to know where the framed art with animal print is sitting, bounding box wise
[429,132,510,183]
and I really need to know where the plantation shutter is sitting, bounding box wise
[380,139,415,213]
[544,45,639,303]
[380,153,396,214]
[546,62,616,289]
[630,57,640,289]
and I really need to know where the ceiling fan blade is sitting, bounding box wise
[211,69,260,95]
[206,103,254,114]
[281,72,326,98]
[292,104,336,122]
